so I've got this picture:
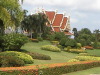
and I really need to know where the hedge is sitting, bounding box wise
[0,51,34,64]
[64,49,86,54]
[0,61,100,75]
[27,52,51,60]
[41,45,61,52]
[75,56,100,61]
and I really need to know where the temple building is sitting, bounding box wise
[43,10,73,35]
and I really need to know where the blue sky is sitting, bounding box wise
[22,0,100,32]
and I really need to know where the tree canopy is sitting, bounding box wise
[0,0,24,34]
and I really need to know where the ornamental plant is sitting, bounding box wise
[41,45,61,52]
[0,51,34,64]
[1,33,29,51]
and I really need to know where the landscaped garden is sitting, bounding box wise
[0,0,100,75]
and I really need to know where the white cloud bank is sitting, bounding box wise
[22,0,100,31]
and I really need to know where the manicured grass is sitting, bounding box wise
[86,49,100,56]
[21,40,78,65]
[62,67,100,75]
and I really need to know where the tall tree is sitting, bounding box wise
[21,13,50,38]
[79,28,91,35]
[0,0,24,35]
[72,28,78,39]
[94,29,100,42]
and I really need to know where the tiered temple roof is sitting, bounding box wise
[44,10,73,35]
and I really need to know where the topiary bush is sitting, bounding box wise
[37,37,43,41]
[51,41,59,45]
[59,38,67,46]
[67,59,80,62]
[75,56,100,61]
[0,56,25,67]
[41,45,61,52]
[0,51,34,64]
[1,33,29,51]
[65,39,77,47]
[27,52,51,60]
[76,43,82,49]
[64,49,86,54]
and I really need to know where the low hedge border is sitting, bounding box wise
[0,61,100,75]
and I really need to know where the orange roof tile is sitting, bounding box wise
[61,17,67,29]
[45,11,55,22]
[64,32,73,35]
[53,27,60,32]
[52,14,63,26]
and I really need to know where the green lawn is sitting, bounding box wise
[86,49,100,56]
[62,67,100,75]
[21,40,78,65]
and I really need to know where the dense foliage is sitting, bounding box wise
[0,51,34,64]
[0,61,100,75]
[0,0,23,35]
[41,45,61,52]
[0,56,25,67]
[27,52,51,60]
[21,13,51,39]
[0,33,29,51]
[48,32,67,41]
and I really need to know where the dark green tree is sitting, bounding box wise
[72,28,78,39]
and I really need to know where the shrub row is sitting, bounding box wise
[0,51,34,67]
[51,41,59,45]
[75,56,100,61]
[40,61,100,75]
[64,48,86,54]
[0,56,25,67]
[41,45,61,52]
[27,52,51,60]
[1,61,100,75]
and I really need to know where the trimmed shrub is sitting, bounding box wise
[1,61,100,75]
[37,37,43,41]
[1,33,29,51]
[59,38,67,46]
[75,56,100,61]
[27,52,51,60]
[67,59,80,62]
[40,61,100,75]
[48,32,67,41]
[64,46,71,51]
[0,51,34,64]
[51,41,59,45]
[69,49,86,53]
[57,45,63,49]
[0,56,25,67]
[41,45,61,52]
[76,43,82,49]
[65,39,77,47]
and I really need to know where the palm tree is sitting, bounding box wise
[21,13,49,38]
[0,0,24,35]
[94,29,100,42]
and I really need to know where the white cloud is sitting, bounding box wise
[22,0,100,31]
[70,18,78,23]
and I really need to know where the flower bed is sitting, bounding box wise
[0,61,100,75]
